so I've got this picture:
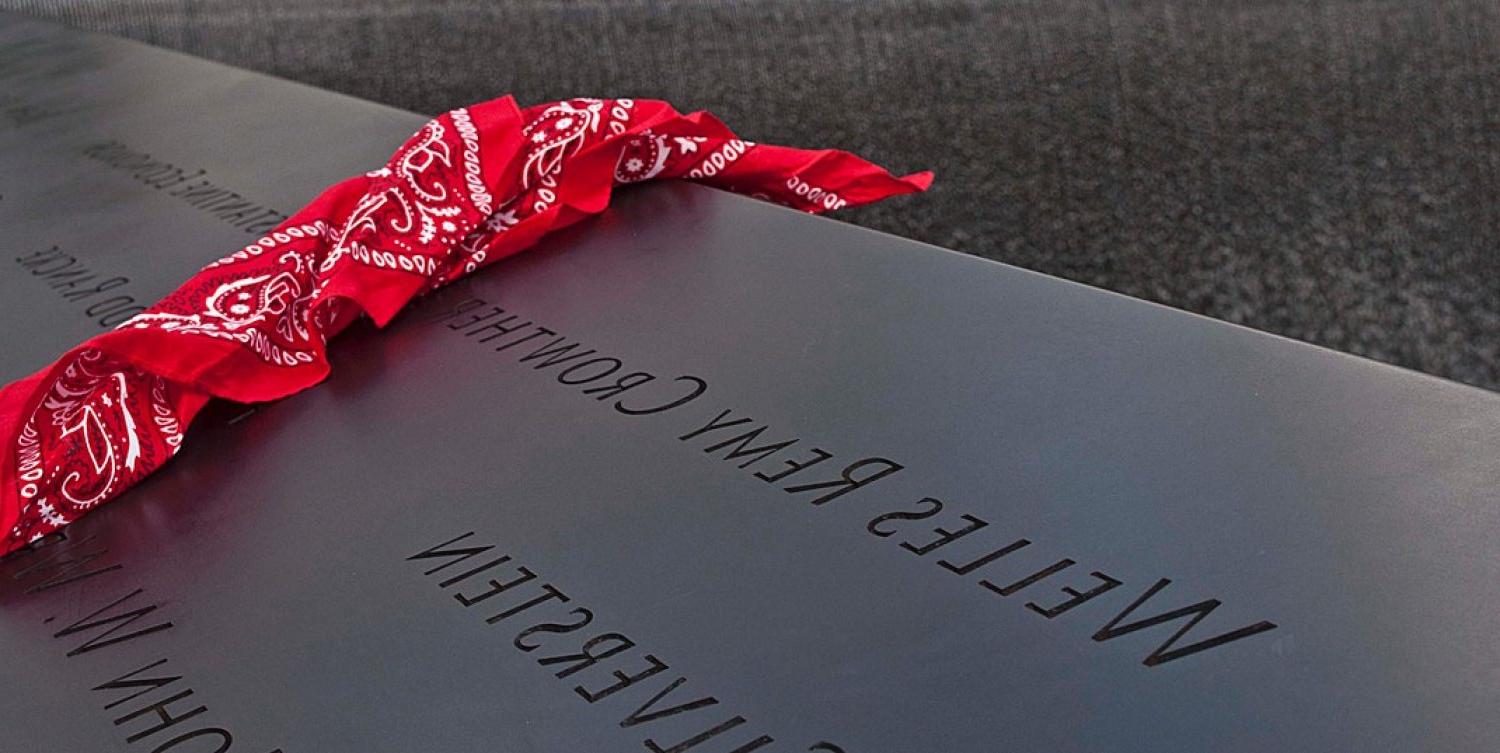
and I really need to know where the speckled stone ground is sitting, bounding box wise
[7,0,1497,390]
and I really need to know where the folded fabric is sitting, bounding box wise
[0,95,931,554]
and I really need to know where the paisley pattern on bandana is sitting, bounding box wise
[0,95,931,553]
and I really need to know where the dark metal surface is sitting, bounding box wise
[2,12,1498,753]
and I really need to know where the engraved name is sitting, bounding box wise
[427,293,1278,668]
[3,533,288,753]
[409,531,851,753]
[12,243,147,326]
[81,140,288,235]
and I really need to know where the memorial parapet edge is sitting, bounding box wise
[2,11,1499,753]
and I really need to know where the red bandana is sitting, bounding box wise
[0,96,930,554]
